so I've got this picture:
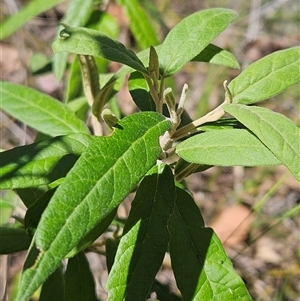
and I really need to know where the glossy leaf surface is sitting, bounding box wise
[107,163,175,300]
[15,112,171,301]
[176,128,281,166]
[159,8,238,77]
[53,25,148,75]
[0,82,89,136]
[64,252,98,301]
[0,133,93,189]
[224,104,300,180]
[169,186,251,300]
[229,46,300,104]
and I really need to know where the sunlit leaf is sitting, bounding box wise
[15,112,171,301]
[176,128,281,166]
[229,46,300,104]
[0,82,89,136]
[159,8,238,77]
[224,104,300,180]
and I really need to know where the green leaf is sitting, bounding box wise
[0,227,32,254]
[0,0,64,40]
[0,82,89,136]
[106,237,120,272]
[129,72,156,112]
[96,42,237,106]
[151,280,183,301]
[228,46,300,104]
[169,186,252,300]
[224,104,300,180]
[15,112,171,301]
[191,44,240,69]
[0,133,93,189]
[66,208,117,258]
[53,25,149,75]
[107,163,175,300]
[176,128,281,166]
[39,266,64,301]
[24,188,57,237]
[15,187,47,208]
[159,8,238,77]
[53,0,94,81]
[117,0,159,48]
[64,252,98,301]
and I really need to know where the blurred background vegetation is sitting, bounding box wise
[0,0,299,300]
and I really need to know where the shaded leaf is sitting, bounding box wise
[106,237,120,273]
[66,208,117,258]
[228,46,300,104]
[0,133,93,189]
[159,9,238,77]
[24,188,57,236]
[0,82,89,136]
[53,25,148,75]
[129,72,156,112]
[224,104,300,180]
[176,128,281,166]
[15,112,171,301]
[39,266,64,301]
[169,186,252,300]
[107,163,175,300]
[0,227,31,254]
[64,252,98,301]
[16,187,48,208]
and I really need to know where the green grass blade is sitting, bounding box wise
[224,104,300,180]
[176,128,281,166]
[117,0,159,48]
[0,82,89,136]
[169,186,252,300]
[159,8,238,77]
[15,112,171,301]
[64,252,98,301]
[0,0,64,40]
[229,46,300,104]
[53,25,149,75]
[107,163,175,300]
[0,133,93,189]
